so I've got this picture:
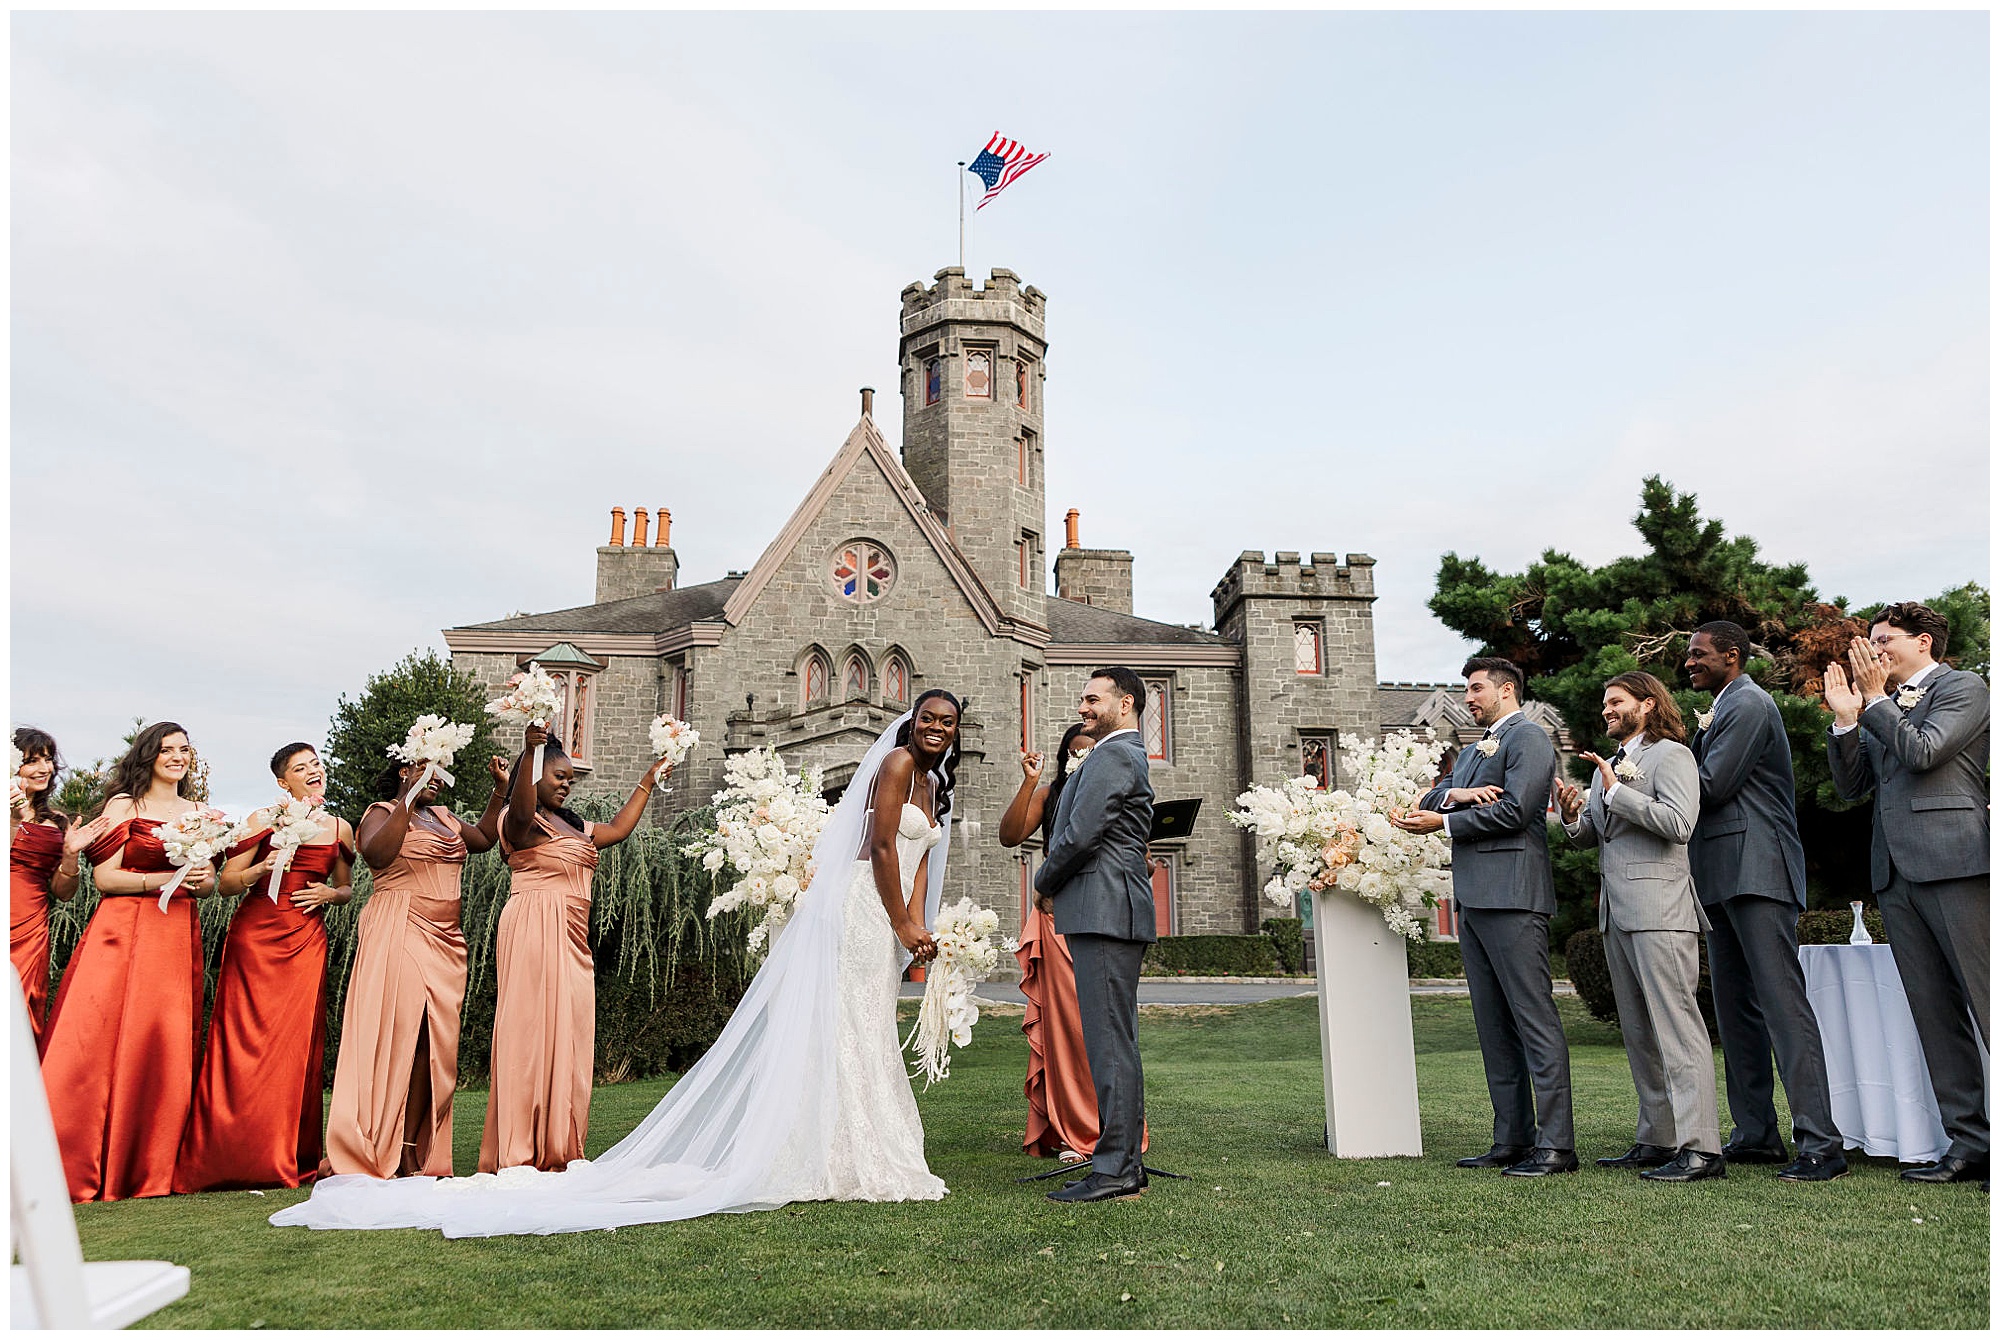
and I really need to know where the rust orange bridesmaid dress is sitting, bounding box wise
[174,829,351,1192]
[1015,901,1148,1160]
[323,803,470,1178]
[479,811,598,1173]
[10,819,64,1046]
[41,820,206,1202]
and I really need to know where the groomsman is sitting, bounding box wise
[1824,602,1990,1188]
[1556,672,1722,1182]
[1393,658,1573,1176]
[1683,621,1845,1182]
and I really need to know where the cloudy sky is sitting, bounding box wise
[12,11,1988,814]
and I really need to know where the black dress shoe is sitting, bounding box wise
[1502,1148,1580,1177]
[1721,1137,1790,1164]
[1777,1153,1848,1182]
[1596,1143,1676,1169]
[1901,1155,1988,1184]
[1047,1170,1147,1203]
[1641,1148,1727,1182]
[1456,1144,1532,1169]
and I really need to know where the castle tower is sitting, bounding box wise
[898,267,1049,628]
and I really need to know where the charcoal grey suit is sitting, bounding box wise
[1034,728,1156,1180]
[1564,736,1720,1154]
[1420,712,1572,1151]
[1828,664,1991,1160]
[1689,674,1839,1158]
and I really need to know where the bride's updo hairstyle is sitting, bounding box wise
[894,689,961,822]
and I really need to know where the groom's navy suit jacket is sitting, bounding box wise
[1034,730,1157,943]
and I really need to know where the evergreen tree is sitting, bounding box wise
[1429,477,1988,909]
[322,650,498,823]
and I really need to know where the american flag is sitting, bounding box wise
[966,133,1049,211]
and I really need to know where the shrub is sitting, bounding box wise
[1142,934,1281,977]
[1261,917,1306,974]
[1406,939,1464,979]
[1797,907,1887,945]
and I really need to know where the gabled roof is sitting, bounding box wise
[721,415,1018,638]
[529,641,605,669]
[454,578,740,635]
[1046,599,1231,648]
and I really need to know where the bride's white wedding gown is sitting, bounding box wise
[271,801,946,1236]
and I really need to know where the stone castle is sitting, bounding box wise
[442,267,1418,941]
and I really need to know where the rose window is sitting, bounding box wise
[831,543,895,604]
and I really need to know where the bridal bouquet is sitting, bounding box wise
[1231,729,1452,942]
[685,748,829,957]
[152,806,236,913]
[905,897,1008,1088]
[486,662,566,781]
[387,714,478,801]
[259,794,331,906]
[647,714,699,790]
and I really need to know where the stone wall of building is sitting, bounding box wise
[1052,547,1135,614]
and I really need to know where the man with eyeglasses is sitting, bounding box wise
[1825,602,1990,1190]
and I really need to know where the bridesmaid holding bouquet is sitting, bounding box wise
[322,751,510,1178]
[481,723,665,1173]
[10,727,110,1046]
[176,743,355,1192]
[42,723,219,1202]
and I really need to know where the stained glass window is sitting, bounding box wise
[1017,359,1030,408]
[830,543,895,604]
[1301,734,1334,789]
[1144,679,1170,761]
[924,357,941,406]
[884,656,909,704]
[964,350,991,398]
[1295,621,1324,675]
[843,655,870,700]
[803,654,829,706]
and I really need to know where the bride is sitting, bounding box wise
[271,691,965,1237]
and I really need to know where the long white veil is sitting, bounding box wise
[271,713,950,1238]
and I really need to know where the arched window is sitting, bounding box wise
[924,357,942,406]
[964,350,992,398]
[802,652,830,708]
[1294,621,1324,675]
[884,655,910,705]
[843,654,870,701]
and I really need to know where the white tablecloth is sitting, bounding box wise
[1799,943,1949,1163]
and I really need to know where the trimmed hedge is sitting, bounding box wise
[1261,917,1306,974]
[1406,939,1464,979]
[1798,907,1888,945]
[1142,934,1282,977]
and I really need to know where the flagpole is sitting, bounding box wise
[957,161,966,270]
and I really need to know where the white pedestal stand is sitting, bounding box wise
[1311,888,1423,1157]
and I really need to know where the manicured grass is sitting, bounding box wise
[79,995,1987,1329]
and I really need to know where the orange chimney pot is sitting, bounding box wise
[609,507,627,546]
[656,509,671,547]
[1064,508,1080,550]
[632,508,650,547]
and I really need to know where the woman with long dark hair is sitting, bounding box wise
[321,751,509,1178]
[41,722,219,1202]
[480,723,668,1173]
[10,727,111,1045]
[998,723,1148,1163]
[177,743,357,1192]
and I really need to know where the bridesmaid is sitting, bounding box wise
[998,725,1148,1164]
[10,727,109,1046]
[321,751,510,1178]
[481,723,666,1173]
[176,743,355,1192]
[41,722,219,1202]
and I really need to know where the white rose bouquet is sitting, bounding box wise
[684,748,829,958]
[387,714,478,803]
[258,794,332,906]
[486,662,566,782]
[1230,729,1453,942]
[905,897,1007,1088]
[152,806,235,913]
[647,714,699,791]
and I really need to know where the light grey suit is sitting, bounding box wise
[1419,712,1572,1151]
[1828,665,1991,1160]
[1034,728,1156,1179]
[1564,736,1721,1154]
[1689,673,1839,1158]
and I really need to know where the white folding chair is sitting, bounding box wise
[9,964,190,1328]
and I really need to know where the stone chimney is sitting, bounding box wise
[596,505,679,603]
[1052,509,1134,614]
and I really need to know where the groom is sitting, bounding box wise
[1034,666,1157,1203]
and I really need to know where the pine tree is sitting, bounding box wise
[322,650,498,823]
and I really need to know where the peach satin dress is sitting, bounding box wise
[10,820,64,1046]
[323,804,470,1178]
[480,811,598,1173]
[1016,902,1148,1160]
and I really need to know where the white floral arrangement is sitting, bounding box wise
[1896,683,1927,709]
[486,662,566,781]
[1614,756,1643,783]
[152,806,236,913]
[258,794,332,906]
[905,897,1007,1088]
[1230,729,1453,942]
[1696,709,1715,732]
[684,748,830,958]
[648,714,700,790]
[387,714,478,799]
[1476,737,1500,757]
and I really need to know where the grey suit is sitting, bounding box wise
[1564,736,1720,1154]
[1034,729,1156,1179]
[1419,713,1572,1151]
[1689,674,1838,1158]
[1828,665,1991,1160]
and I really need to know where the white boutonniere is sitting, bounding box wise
[1614,757,1642,783]
[1895,683,1927,709]
[1476,738,1500,757]
[1696,710,1715,732]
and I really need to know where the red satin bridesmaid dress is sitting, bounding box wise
[174,829,351,1192]
[10,819,64,1047]
[41,820,206,1202]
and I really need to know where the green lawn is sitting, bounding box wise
[78,995,1987,1329]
